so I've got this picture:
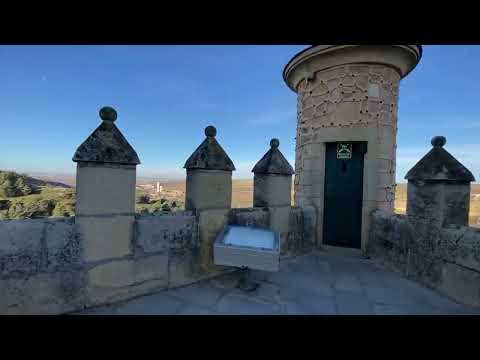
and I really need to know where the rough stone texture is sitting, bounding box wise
[0,218,83,314]
[405,142,475,182]
[72,120,140,165]
[294,64,400,209]
[369,209,480,307]
[252,141,294,175]
[86,254,169,306]
[74,248,479,315]
[0,219,45,277]
[0,218,80,278]
[75,162,136,262]
[45,218,82,271]
[283,206,316,258]
[437,263,480,306]
[227,207,315,259]
[300,205,317,249]
[168,248,206,288]
[198,209,230,274]
[268,206,292,257]
[228,208,270,229]
[405,140,474,227]
[286,207,305,257]
[407,180,471,226]
[253,174,292,207]
[183,132,235,171]
[289,63,402,250]
[1,204,312,314]
[76,215,134,262]
[185,169,232,211]
[0,270,86,315]
[0,208,221,314]
[75,163,136,216]
[135,212,198,254]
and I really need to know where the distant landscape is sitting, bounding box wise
[1,170,479,228]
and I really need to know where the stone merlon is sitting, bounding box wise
[252,139,294,175]
[405,136,475,182]
[183,126,235,171]
[72,106,141,165]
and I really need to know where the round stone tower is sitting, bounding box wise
[283,45,422,250]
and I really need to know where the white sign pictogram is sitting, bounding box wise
[337,142,352,159]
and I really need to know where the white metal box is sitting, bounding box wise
[213,225,280,272]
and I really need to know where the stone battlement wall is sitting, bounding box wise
[368,210,480,307]
[367,134,479,307]
[0,206,315,314]
[1,111,308,315]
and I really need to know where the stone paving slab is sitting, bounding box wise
[335,290,374,315]
[216,293,281,315]
[73,248,480,315]
[167,283,224,309]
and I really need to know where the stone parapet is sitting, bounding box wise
[369,209,480,307]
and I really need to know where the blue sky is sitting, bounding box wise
[0,45,478,182]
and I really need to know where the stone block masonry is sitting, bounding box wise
[283,45,422,251]
[0,218,81,279]
[0,114,314,314]
[294,65,399,243]
[367,135,478,307]
[228,207,316,259]
[0,211,204,313]
[9,48,479,313]
[0,217,84,314]
[135,211,198,254]
[369,210,480,307]
[0,206,316,314]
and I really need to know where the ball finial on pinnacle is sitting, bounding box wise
[270,138,280,148]
[205,125,217,138]
[431,136,446,148]
[99,106,117,122]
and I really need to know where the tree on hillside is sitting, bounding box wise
[136,192,151,204]
[7,198,55,219]
[0,171,32,197]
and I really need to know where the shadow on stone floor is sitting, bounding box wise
[72,249,480,315]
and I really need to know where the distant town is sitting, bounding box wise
[0,169,479,227]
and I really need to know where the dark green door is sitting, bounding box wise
[323,142,366,249]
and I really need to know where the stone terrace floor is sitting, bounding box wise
[74,246,480,315]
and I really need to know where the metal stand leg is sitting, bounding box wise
[237,267,259,292]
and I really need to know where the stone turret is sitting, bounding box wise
[73,106,140,262]
[252,138,294,207]
[184,125,235,211]
[405,136,475,226]
[283,45,422,250]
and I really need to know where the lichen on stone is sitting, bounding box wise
[183,127,235,171]
[405,138,475,182]
[72,121,140,165]
[252,139,294,175]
